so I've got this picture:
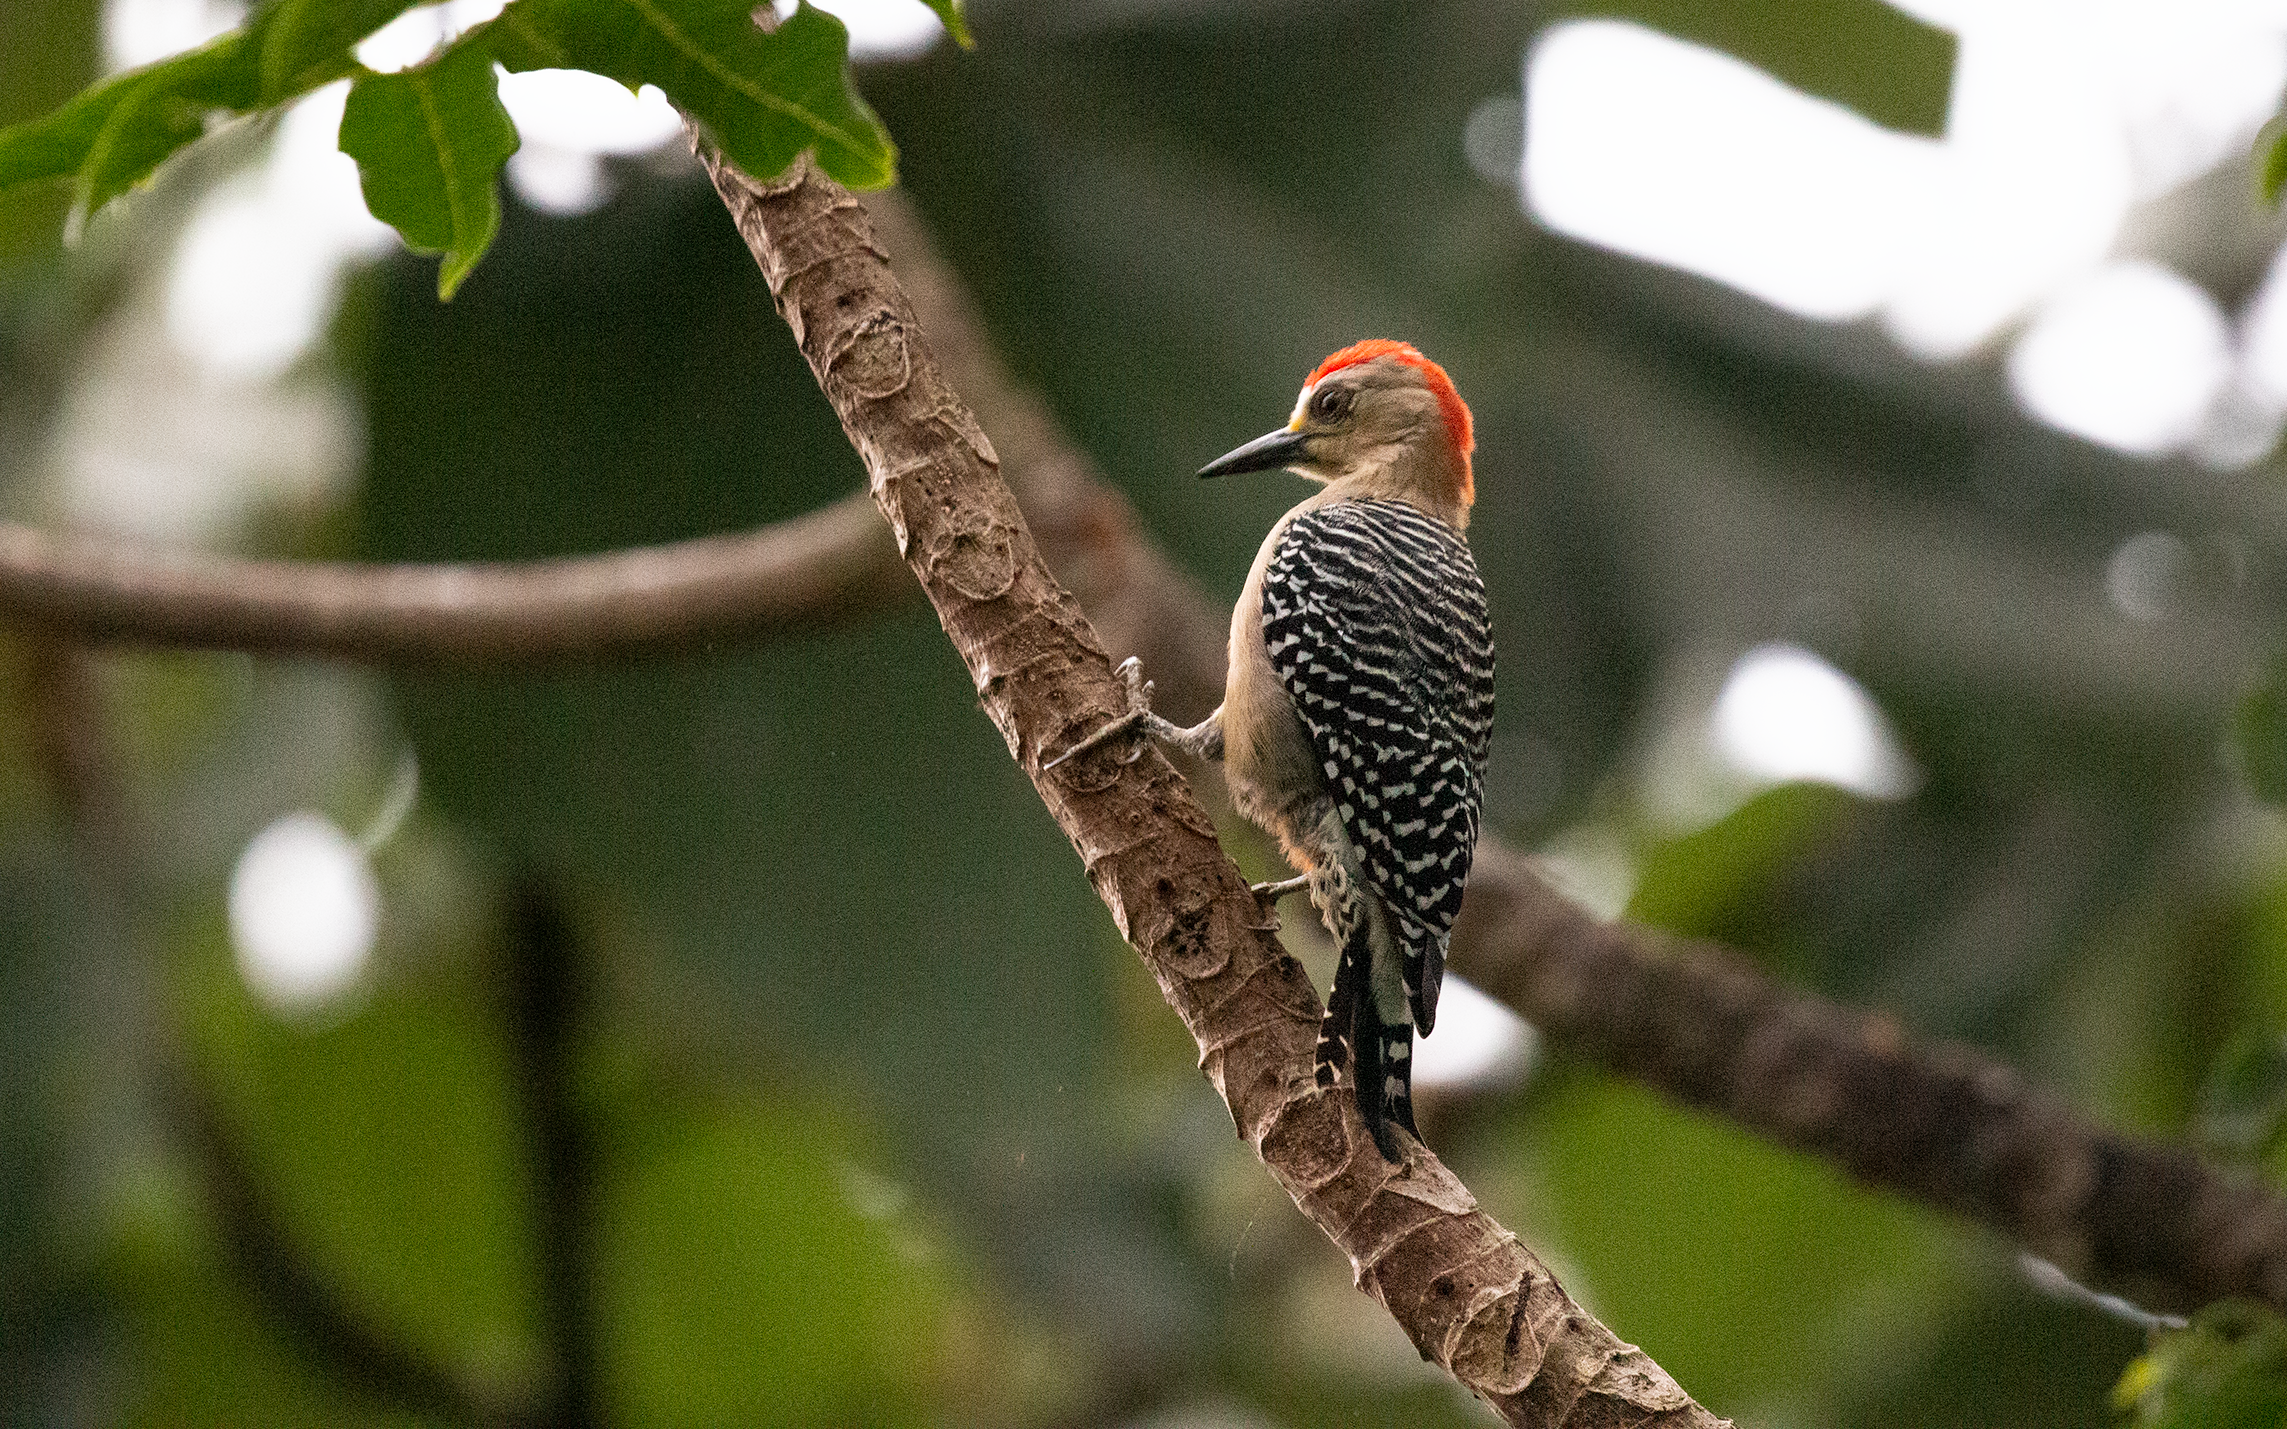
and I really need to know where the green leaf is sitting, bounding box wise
[0,13,373,235]
[1553,0,1956,137]
[2262,116,2287,208]
[0,58,190,194]
[0,0,100,263]
[0,0,421,233]
[72,36,274,229]
[0,31,263,228]
[2117,1302,2287,1429]
[485,0,895,189]
[340,42,521,300]
[921,0,972,50]
[255,0,430,99]
[2236,655,2287,805]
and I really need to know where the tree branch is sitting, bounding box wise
[856,190,1229,722]
[0,490,911,662]
[698,145,1724,1429]
[500,882,604,1429]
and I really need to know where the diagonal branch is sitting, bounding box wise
[698,144,1726,1429]
[0,489,911,662]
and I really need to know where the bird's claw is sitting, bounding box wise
[1250,873,1309,902]
[1045,657,1158,772]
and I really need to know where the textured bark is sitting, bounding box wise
[0,490,909,662]
[858,189,1230,728]
[698,147,1726,1429]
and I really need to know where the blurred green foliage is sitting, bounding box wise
[183,918,543,1387]
[1625,782,1864,946]
[2238,657,2287,807]
[2197,1029,2287,1171]
[2117,1302,2287,1429]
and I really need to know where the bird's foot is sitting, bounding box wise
[1249,873,1309,902]
[1045,657,1157,772]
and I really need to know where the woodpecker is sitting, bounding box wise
[1052,339,1494,1161]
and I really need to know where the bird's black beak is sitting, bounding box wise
[1198,426,1309,479]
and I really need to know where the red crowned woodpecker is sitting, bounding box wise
[1051,340,1495,1161]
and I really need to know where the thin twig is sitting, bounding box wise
[700,144,1727,1429]
[500,883,604,1429]
[174,1083,544,1429]
[0,490,910,662]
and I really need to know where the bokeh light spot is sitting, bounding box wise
[1413,976,1538,1093]
[1463,94,1524,187]
[508,146,613,216]
[104,0,244,71]
[229,812,379,1015]
[1524,20,1939,323]
[2105,530,2191,623]
[2007,262,2230,457]
[496,71,683,155]
[1711,645,1913,799]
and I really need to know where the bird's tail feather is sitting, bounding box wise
[1314,931,1357,1093]
[1351,988,1416,1161]
[1316,902,1416,1161]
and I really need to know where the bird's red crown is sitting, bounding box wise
[1306,339,1475,466]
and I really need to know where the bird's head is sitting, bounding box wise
[1197,339,1475,524]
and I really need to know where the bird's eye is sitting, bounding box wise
[1311,386,1350,422]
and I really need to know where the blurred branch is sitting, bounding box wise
[15,636,133,872]
[699,145,1722,1429]
[0,491,912,662]
[1450,845,2287,1317]
[174,1083,544,1429]
[858,187,2287,1321]
[500,883,604,1429]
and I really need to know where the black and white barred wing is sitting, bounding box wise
[1262,498,1496,1031]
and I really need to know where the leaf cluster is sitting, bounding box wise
[2116,1302,2287,1429]
[0,0,970,297]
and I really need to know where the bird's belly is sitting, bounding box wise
[1224,617,1327,864]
